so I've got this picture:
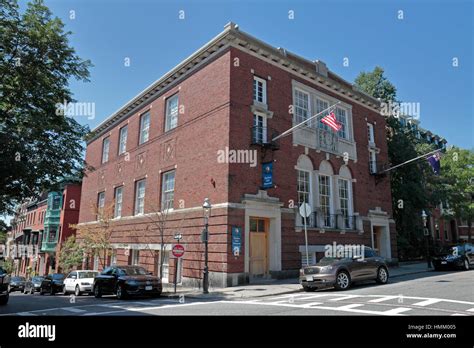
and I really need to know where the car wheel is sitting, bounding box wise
[334,270,351,290]
[94,285,102,298]
[30,288,34,295]
[39,288,44,295]
[116,285,127,300]
[50,287,55,296]
[302,285,317,292]
[376,266,389,284]
[151,291,161,298]
[0,293,9,305]
[75,285,81,297]
[463,258,470,271]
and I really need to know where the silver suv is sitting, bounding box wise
[299,247,389,291]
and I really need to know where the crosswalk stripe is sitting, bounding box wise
[382,307,412,315]
[61,307,87,313]
[329,295,359,302]
[17,312,38,316]
[451,313,467,316]
[467,308,474,312]
[300,302,323,308]
[412,299,442,307]
[336,304,364,310]
[369,296,398,303]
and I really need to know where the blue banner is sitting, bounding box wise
[262,162,273,189]
[231,226,242,256]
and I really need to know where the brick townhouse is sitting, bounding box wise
[9,180,82,276]
[78,22,397,288]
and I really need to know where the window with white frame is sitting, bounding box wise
[160,251,169,282]
[294,89,310,125]
[101,137,110,163]
[369,150,377,174]
[165,94,179,131]
[316,98,330,131]
[253,113,267,143]
[134,179,146,215]
[319,175,332,227]
[253,76,267,104]
[130,249,140,266]
[139,112,150,144]
[367,123,375,145]
[114,186,123,218]
[97,192,105,220]
[111,250,117,266]
[93,256,99,270]
[336,107,348,139]
[297,170,310,206]
[301,251,316,266]
[161,170,175,210]
[338,179,352,228]
[118,125,128,154]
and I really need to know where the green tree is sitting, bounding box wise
[57,235,84,274]
[0,220,8,243]
[441,147,474,242]
[0,0,92,215]
[354,66,397,103]
[2,258,14,274]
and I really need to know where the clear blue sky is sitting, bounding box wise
[27,0,474,148]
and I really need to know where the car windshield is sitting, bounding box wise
[32,277,44,282]
[119,267,147,276]
[12,276,26,281]
[51,274,65,280]
[317,257,348,265]
[79,272,98,279]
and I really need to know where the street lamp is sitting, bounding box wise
[421,210,432,268]
[202,198,212,294]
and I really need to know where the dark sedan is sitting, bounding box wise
[24,276,45,294]
[93,265,162,300]
[39,274,66,295]
[8,276,26,293]
[0,267,9,305]
[432,243,474,271]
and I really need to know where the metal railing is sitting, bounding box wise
[297,212,358,231]
[251,126,279,149]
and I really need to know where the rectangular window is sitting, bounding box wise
[52,195,61,210]
[118,125,128,154]
[130,249,140,266]
[444,221,449,240]
[301,252,316,266]
[134,179,146,215]
[253,76,267,104]
[319,175,332,227]
[102,137,110,163]
[335,107,347,139]
[252,114,267,144]
[369,150,377,174]
[165,94,179,131]
[317,98,330,131]
[160,251,169,283]
[294,89,310,125]
[114,186,123,218]
[338,179,352,228]
[297,170,310,206]
[367,123,375,144]
[139,112,150,144]
[161,171,175,210]
[97,192,105,219]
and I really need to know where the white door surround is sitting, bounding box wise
[368,208,391,260]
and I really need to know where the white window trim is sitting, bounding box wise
[118,126,128,154]
[102,138,110,163]
[293,87,311,126]
[134,179,146,216]
[253,112,268,143]
[253,76,267,105]
[165,94,179,132]
[139,112,150,144]
[114,186,123,218]
[161,170,176,211]
[367,123,375,146]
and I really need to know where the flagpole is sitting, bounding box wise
[272,101,341,142]
[381,148,442,174]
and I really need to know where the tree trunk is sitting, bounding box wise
[468,220,472,242]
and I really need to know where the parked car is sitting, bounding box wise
[63,270,99,296]
[24,276,45,294]
[0,267,10,305]
[432,243,474,271]
[93,265,162,300]
[39,274,66,295]
[299,247,389,291]
[8,276,26,293]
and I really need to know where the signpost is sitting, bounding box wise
[172,234,184,293]
[299,202,312,267]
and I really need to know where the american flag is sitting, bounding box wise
[320,111,342,132]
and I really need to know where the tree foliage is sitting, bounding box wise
[0,0,92,215]
[57,235,83,274]
[354,66,397,103]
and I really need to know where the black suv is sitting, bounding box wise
[0,267,10,305]
[93,265,162,300]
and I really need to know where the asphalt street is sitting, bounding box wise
[1,269,473,316]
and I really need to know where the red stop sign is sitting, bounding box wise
[172,244,185,258]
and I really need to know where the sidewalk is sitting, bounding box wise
[162,261,433,300]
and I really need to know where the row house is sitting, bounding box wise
[8,180,82,276]
[78,23,397,288]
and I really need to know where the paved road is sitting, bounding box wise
[1,269,473,316]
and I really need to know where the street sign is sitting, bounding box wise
[299,203,312,218]
[172,244,185,258]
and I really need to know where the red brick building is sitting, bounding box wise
[78,23,397,288]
